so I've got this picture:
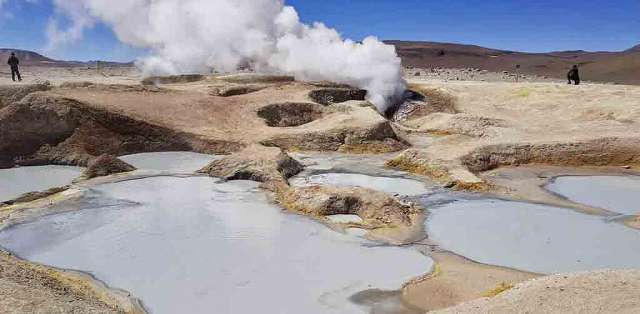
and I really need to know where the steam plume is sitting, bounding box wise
[48,0,406,111]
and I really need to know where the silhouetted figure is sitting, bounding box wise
[7,52,22,82]
[567,65,580,85]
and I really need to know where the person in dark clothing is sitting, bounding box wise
[7,52,22,82]
[567,65,580,85]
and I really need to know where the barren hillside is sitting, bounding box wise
[0,49,131,67]
[388,41,640,85]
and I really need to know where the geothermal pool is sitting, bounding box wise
[290,172,430,196]
[547,176,640,215]
[426,199,640,274]
[0,176,431,314]
[0,165,83,202]
[119,152,219,173]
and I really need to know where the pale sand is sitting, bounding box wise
[432,270,640,314]
[403,252,537,312]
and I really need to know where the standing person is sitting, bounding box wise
[7,52,22,82]
[567,65,580,85]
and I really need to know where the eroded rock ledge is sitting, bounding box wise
[0,93,241,169]
[388,136,640,191]
[461,137,640,172]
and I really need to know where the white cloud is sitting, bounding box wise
[45,0,96,50]
[47,0,406,111]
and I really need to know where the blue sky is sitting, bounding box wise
[1,0,638,61]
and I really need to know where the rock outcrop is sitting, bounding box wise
[81,154,136,179]
[387,149,489,191]
[279,185,422,229]
[199,145,303,187]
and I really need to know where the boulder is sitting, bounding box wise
[279,185,422,228]
[199,145,303,187]
[82,154,136,179]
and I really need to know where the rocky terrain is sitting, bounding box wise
[1,66,640,314]
[404,67,557,83]
[389,80,640,195]
[0,75,405,169]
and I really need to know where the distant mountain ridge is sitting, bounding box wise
[386,41,640,85]
[2,44,638,85]
[0,48,132,67]
[626,44,640,52]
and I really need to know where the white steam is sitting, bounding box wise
[47,0,406,111]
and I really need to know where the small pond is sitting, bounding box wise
[547,176,640,215]
[426,198,640,274]
[119,152,220,173]
[0,176,431,314]
[0,165,83,202]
